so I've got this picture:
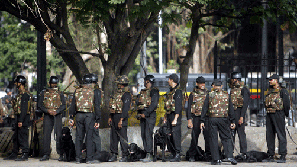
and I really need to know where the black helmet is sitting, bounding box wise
[14,75,26,85]
[231,72,242,79]
[91,73,98,83]
[49,76,59,84]
[144,75,155,83]
[115,75,129,84]
[5,88,12,93]
[82,74,93,84]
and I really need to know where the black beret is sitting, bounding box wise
[196,76,205,83]
[166,74,179,83]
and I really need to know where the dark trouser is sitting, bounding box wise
[233,108,247,154]
[188,116,211,157]
[12,125,29,154]
[43,114,62,156]
[140,116,156,153]
[266,111,287,156]
[209,117,233,161]
[167,113,181,154]
[93,127,101,153]
[75,112,95,161]
[110,113,128,156]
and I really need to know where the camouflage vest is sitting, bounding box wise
[137,88,151,111]
[265,88,284,113]
[43,88,62,110]
[208,89,229,117]
[12,91,32,116]
[75,84,94,113]
[230,82,244,110]
[191,88,207,116]
[164,86,180,114]
[109,88,128,114]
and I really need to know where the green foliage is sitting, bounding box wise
[0,11,37,85]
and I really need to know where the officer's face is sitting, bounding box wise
[117,84,124,89]
[50,83,57,88]
[269,79,278,86]
[213,85,222,90]
[145,80,152,89]
[168,79,173,87]
[231,79,237,84]
[196,83,205,89]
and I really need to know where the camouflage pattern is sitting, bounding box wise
[109,88,127,114]
[43,88,62,114]
[115,75,129,84]
[12,91,32,118]
[75,84,94,113]
[208,89,229,117]
[137,88,152,111]
[230,81,244,110]
[164,86,181,114]
[265,88,284,113]
[191,88,208,116]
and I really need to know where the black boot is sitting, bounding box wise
[262,155,275,162]
[4,152,18,160]
[108,154,117,162]
[170,153,181,162]
[142,153,153,163]
[40,155,49,161]
[76,158,81,164]
[228,158,237,165]
[119,156,128,162]
[189,156,195,162]
[58,154,64,161]
[15,153,29,161]
[211,160,222,165]
[277,155,286,163]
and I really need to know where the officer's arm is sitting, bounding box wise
[174,89,183,115]
[19,93,30,123]
[38,90,48,114]
[56,92,66,114]
[94,89,101,123]
[240,87,250,117]
[281,89,290,117]
[121,92,131,120]
[186,93,193,120]
[144,88,159,117]
[69,91,76,119]
[228,95,235,123]
[201,94,209,123]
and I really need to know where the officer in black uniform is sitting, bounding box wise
[4,75,31,161]
[69,74,101,164]
[200,79,237,165]
[136,75,159,162]
[108,75,132,162]
[229,72,249,158]
[91,74,102,154]
[39,76,66,161]
[262,74,290,163]
[164,73,183,162]
[186,76,211,162]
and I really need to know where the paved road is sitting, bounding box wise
[1,158,297,167]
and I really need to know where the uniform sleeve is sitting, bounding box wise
[69,91,76,119]
[144,88,159,117]
[228,94,235,123]
[56,92,66,115]
[94,89,102,123]
[19,93,30,123]
[201,94,209,123]
[281,89,290,117]
[174,89,183,115]
[121,92,131,120]
[240,87,250,117]
[186,93,193,120]
[38,90,48,114]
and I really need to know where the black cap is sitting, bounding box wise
[213,79,222,86]
[144,75,155,83]
[196,76,205,83]
[231,72,242,79]
[267,74,279,80]
[166,74,179,83]
[49,76,59,84]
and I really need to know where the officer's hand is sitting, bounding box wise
[108,118,112,127]
[200,123,205,130]
[140,114,145,118]
[118,120,122,129]
[238,117,243,125]
[94,123,100,129]
[69,119,74,126]
[18,122,22,128]
[230,123,236,129]
[163,117,167,124]
[172,119,177,126]
[187,119,193,129]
